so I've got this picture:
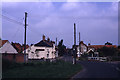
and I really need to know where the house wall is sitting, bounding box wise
[26,44,56,59]
[0,41,18,53]
[88,47,95,51]
[80,44,87,54]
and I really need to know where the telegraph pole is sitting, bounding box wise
[73,23,76,64]
[79,32,81,52]
[74,23,76,45]
[79,32,80,43]
[56,37,57,46]
[24,12,27,63]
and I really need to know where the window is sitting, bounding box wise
[35,49,44,51]
[28,50,30,52]
[47,54,49,58]
[47,49,49,53]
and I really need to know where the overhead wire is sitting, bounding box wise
[2,11,56,43]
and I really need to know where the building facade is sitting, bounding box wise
[74,41,88,57]
[25,35,57,59]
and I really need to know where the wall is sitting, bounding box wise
[2,53,25,63]
[80,44,87,54]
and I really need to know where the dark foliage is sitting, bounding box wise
[105,42,112,45]
[97,47,117,57]
[58,39,66,56]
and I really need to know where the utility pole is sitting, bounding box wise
[79,32,81,53]
[73,23,76,64]
[74,23,76,45]
[24,12,27,63]
[79,32,80,43]
[56,37,57,46]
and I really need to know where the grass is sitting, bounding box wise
[2,59,82,78]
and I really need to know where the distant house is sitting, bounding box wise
[0,40,18,54]
[73,41,88,57]
[11,42,22,53]
[25,35,58,59]
[79,41,88,54]
[21,44,29,53]
[87,44,117,61]
[88,44,117,51]
[12,42,29,53]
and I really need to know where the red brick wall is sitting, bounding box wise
[2,53,25,63]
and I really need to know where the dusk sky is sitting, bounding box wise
[2,2,118,48]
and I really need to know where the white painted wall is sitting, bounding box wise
[0,41,18,53]
[25,44,57,59]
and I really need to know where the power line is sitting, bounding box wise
[2,13,42,38]
[2,14,24,26]
[2,13,52,43]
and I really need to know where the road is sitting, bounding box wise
[72,61,120,78]
[61,55,120,78]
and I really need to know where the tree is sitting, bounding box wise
[105,42,112,45]
[58,39,66,56]
[97,46,117,57]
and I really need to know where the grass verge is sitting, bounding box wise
[2,59,82,78]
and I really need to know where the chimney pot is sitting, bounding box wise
[47,37,50,42]
[88,43,91,46]
[43,35,45,41]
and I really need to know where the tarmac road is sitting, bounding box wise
[72,61,120,78]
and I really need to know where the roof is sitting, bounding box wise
[12,43,22,53]
[34,40,54,47]
[21,44,29,51]
[79,41,88,47]
[88,45,117,49]
[0,40,8,47]
[12,42,29,53]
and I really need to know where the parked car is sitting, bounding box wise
[99,57,107,62]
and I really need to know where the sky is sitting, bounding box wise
[2,2,118,48]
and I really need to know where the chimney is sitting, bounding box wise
[88,43,91,46]
[56,37,57,46]
[79,32,80,45]
[47,37,50,42]
[43,35,45,41]
[80,41,83,44]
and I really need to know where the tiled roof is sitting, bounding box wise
[0,40,8,47]
[88,45,117,49]
[21,44,29,51]
[34,40,54,47]
[12,43,22,53]
[12,42,29,53]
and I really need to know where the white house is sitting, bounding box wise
[0,40,18,54]
[75,41,88,58]
[25,35,58,59]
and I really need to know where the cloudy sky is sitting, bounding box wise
[2,2,118,48]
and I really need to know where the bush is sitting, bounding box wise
[97,47,117,57]
[111,56,120,61]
